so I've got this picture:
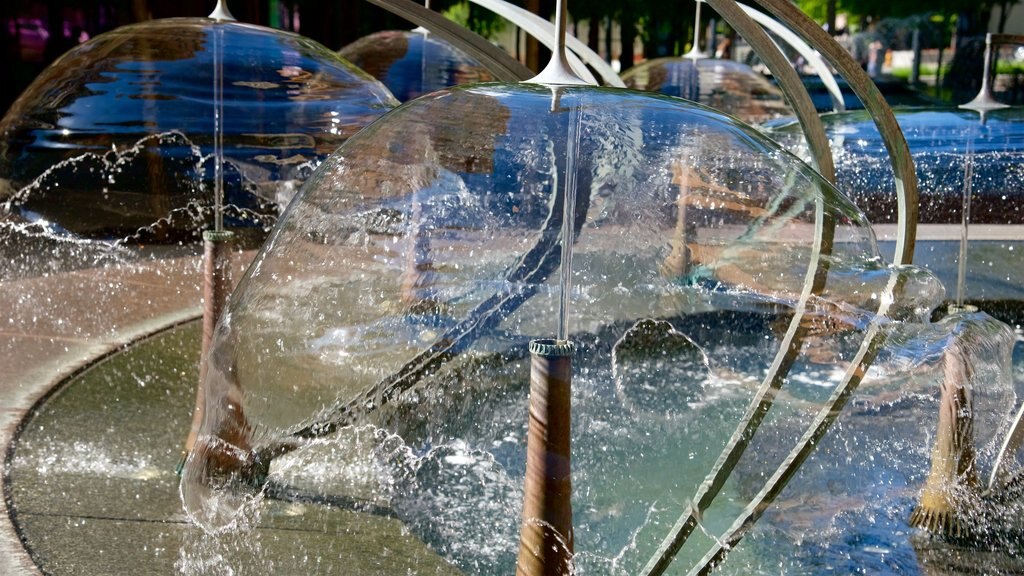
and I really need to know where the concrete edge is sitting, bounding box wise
[1,306,203,576]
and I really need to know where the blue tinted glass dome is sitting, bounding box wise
[768,107,1024,313]
[0,18,398,242]
[622,57,793,123]
[340,29,496,102]
[768,107,1024,225]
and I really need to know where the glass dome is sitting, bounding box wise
[339,29,496,102]
[768,107,1024,314]
[768,107,1024,225]
[621,57,793,124]
[181,84,1015,573]
[0,18,398,243]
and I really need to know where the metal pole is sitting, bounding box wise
[517,339,575,576]
[961,33,1011,112]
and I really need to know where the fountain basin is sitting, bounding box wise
[5,309,1024,575]
[162,83,1022,573]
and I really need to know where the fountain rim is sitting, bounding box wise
[0,308,203,576]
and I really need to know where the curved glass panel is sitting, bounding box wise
[181,85,1016,574]
[768,107,1024,313]
[769,107,1024,225]
[622,57,793,124]
[0,18,398,243]
[340,29,496,102]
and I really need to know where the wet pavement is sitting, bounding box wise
[1,251,251,575]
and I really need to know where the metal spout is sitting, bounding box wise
[528,0,588,85]
[960,33,1010,113]
[209,0,237,21]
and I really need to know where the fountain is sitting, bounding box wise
[0,6,396,574]
[339,22,497,102]
[3,2,1024,576]
[766,34,1024,326]
[0,8,397,246]
[621,1,794,124]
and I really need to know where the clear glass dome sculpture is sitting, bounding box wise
[339,29,496,102]
[0,17,398,243]
[768,107,1024,225]
[768,107,1024,314]
[621,57,793,123]
[181,84,1016,574]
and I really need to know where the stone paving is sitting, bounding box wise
[0,249,252,575]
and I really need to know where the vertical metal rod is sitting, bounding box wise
[213,23,226,233]
[179,3,238,472]
[517,339,575,576]
[978,34,997,105]
[910,28,921,85]
[528,0,587,85]
[685,1,708,59]
[960,33,1012,111]
[955,139,974,309]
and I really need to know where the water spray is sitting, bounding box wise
[952,33,1020,315]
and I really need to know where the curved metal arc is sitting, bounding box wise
[747,0,918,267]
[991,401,1024,490]
[641,2,840,565]
[665,2,922,568]
[467,0,625,87]
[739,4,845,112]
[704,0,834,182]
[688,270,905,575]
[643,0,921,571]
[363,0,534,82]
[641,198,836,576]
[463,0,596,84]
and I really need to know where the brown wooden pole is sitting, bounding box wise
[517,339,574,576]
[178,229,235,473]
[909,342,979,537]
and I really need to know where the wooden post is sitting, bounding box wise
[178,229,235,473]
[517,339,574,576]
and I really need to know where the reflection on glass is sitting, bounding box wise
[622,57,793,124]
[0,18,398,242]
[340,29,496,102]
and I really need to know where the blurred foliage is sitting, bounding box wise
[797,0,1021,38]
[439,0,506,40]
